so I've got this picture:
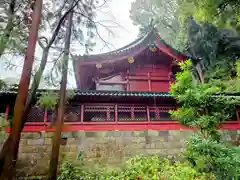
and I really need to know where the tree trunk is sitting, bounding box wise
[48,11,73,180]
[0,138,11,175]
[21,0,80,120]
[23,47,50,120]
[0,42,50,177]
[0,0,79,172]
[0,0,16,58]
[195,63,204,83]
[0,0,42,179]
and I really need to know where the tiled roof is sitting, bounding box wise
[74,28,156,60]
[0,89,173,98]
[75,91,172,97]
[74,28,186,63]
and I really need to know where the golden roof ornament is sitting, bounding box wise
[149,43,157,52]
[96,63,102,68]
[150,46,157,52]
[128,57,135,64]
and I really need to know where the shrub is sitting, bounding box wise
[58,155,215,180]
[184,135,240,180]
[160,161,215,180]
[57,161,89,180]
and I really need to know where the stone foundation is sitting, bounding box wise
[0,130,239,176]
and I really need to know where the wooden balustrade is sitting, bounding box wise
[3,104,240,132]
[4,103,175,125]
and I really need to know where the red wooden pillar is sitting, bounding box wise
[4,104,10,121]
[115,104,118,124]
[80,104,84,123]
[44,108,48,125]
[147,106,150,123]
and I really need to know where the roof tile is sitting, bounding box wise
[0,89,173,98]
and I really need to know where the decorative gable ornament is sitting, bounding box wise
[128,57,135,64]
[150,46,157,52]
[96,63,102,68]
[149,44,157,52]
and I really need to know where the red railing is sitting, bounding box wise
[21,104,174,125]
[3,103,240,132]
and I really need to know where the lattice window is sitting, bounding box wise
[26,106,44,122]
[64,105,81,122]
[46,105,81,123]
[47,109,56,123]
[118,105,147,122]
[83,104,115,122]
[149,106,175,121]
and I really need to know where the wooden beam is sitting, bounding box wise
[128,76,169,81]
[6,121,240,132]
[98,81,127,85]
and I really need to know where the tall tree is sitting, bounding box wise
[0,0,113,174]
[129,0,186,50]
[0,0,42,179]
[177,0,240,35]
[0,0,31,58]
[185,18,240,82]
[23,0,83,128]
[48,10,73,180]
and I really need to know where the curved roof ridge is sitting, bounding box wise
[77,28,156,58]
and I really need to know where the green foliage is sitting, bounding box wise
[37,92,58,109]
[66,90,76,103]
[0,0,29,57]
[58,155,215,180]
[185,18,240,81]
[58,161,88,180]
[204,57,236,81]
[177,0,240,35]
[170,60,237,140]
[129,0,186,50]
[184,135,240,180]
[171,60,240,179]
[37,90,76,109]
[117,155,162,179]
[236,60,240,78]
[0,79,7,89]
[160,161,215,180]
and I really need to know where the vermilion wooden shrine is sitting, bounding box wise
[1,28,240,131]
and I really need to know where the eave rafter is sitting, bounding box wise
[74,28,186,66]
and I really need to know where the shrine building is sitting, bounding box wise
[0,28,240,132]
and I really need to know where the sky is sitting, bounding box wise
[0,0,139,88]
